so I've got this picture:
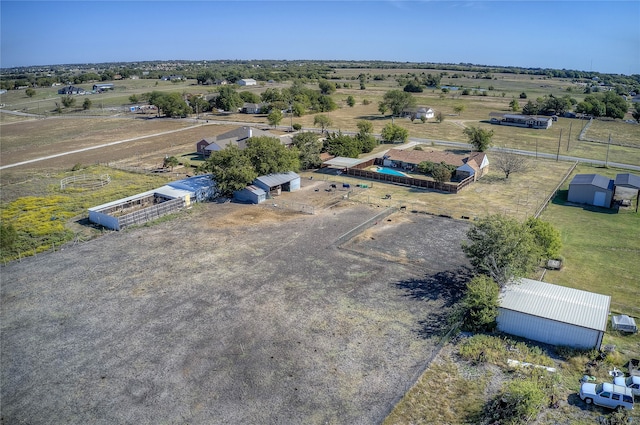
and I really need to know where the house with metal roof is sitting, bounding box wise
[238,78,257,86]
[497,278,611,349]
[567,174,615,207]
[253,172,300,196]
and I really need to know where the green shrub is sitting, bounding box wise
[485,378,546,424]
[461,275,499,332]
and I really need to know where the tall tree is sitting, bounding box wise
[163,155,179,171]
[148,91,191,117]
[380,90,416,117]
[381,123,408,144]
[214,86,243,112]
[461,214,540,287]
[313,114,332,134]
[267,110,283,127]
[463,126,493,152]
[524,217,562,260]
[318,80,336,95]
[292,132,323,169]
[324,131,360,158]
[355,120,377,152]
[239,91,260,103]
[206,145,258,197]
[492,148,529,179]
[244,136,300,175]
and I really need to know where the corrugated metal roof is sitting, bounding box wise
[244,185,266,195]
[614,173,640,189]
[322,157,367,168]
[154,185,193,199]
[255,172,300,188]
[570,174,614,190]
[499,278,610,331]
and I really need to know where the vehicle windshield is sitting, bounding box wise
[595,383,604,394]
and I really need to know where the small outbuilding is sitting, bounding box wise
[612,315,638,333]
[567,174,614,208]
[234,185,266,204]
[497,278,611,349]
[614,173,640,212]
[253,172,300,196]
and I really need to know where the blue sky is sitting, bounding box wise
[1,1,639,75]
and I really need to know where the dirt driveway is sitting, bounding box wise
[1,201,471,425]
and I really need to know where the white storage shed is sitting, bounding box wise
[497,278,611,349]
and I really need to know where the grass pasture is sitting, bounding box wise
[540,165,640,317]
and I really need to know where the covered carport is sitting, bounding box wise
[321,157,369,170]
[614,173,640,212]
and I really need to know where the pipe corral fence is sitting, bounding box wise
[61,174,111,190]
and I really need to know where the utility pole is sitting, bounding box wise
[556,129,562,161]
[566,122,572,152]
[605,133,611,168]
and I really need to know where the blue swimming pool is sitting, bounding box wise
[376,167,407,177]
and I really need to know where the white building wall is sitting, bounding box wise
[497,309,602,349]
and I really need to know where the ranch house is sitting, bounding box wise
[489,112,553,129]
[401,106,434,120]
[382,148,489,181]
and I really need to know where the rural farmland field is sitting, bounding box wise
[1,202,472,425]
[2,65,639,425]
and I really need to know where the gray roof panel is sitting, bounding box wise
[570,174,614,190]
[255,172,300,188]
[499,278,611,331]
[615,173,640,189]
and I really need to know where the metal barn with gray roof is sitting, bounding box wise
[567,174,614,207]
[497,278,610,349]
[253,172,300,195]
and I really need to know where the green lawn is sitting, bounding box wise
[540,165,640,316]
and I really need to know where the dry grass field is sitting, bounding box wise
[1,202,473,425]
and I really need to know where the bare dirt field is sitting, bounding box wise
[1,200,472,425]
